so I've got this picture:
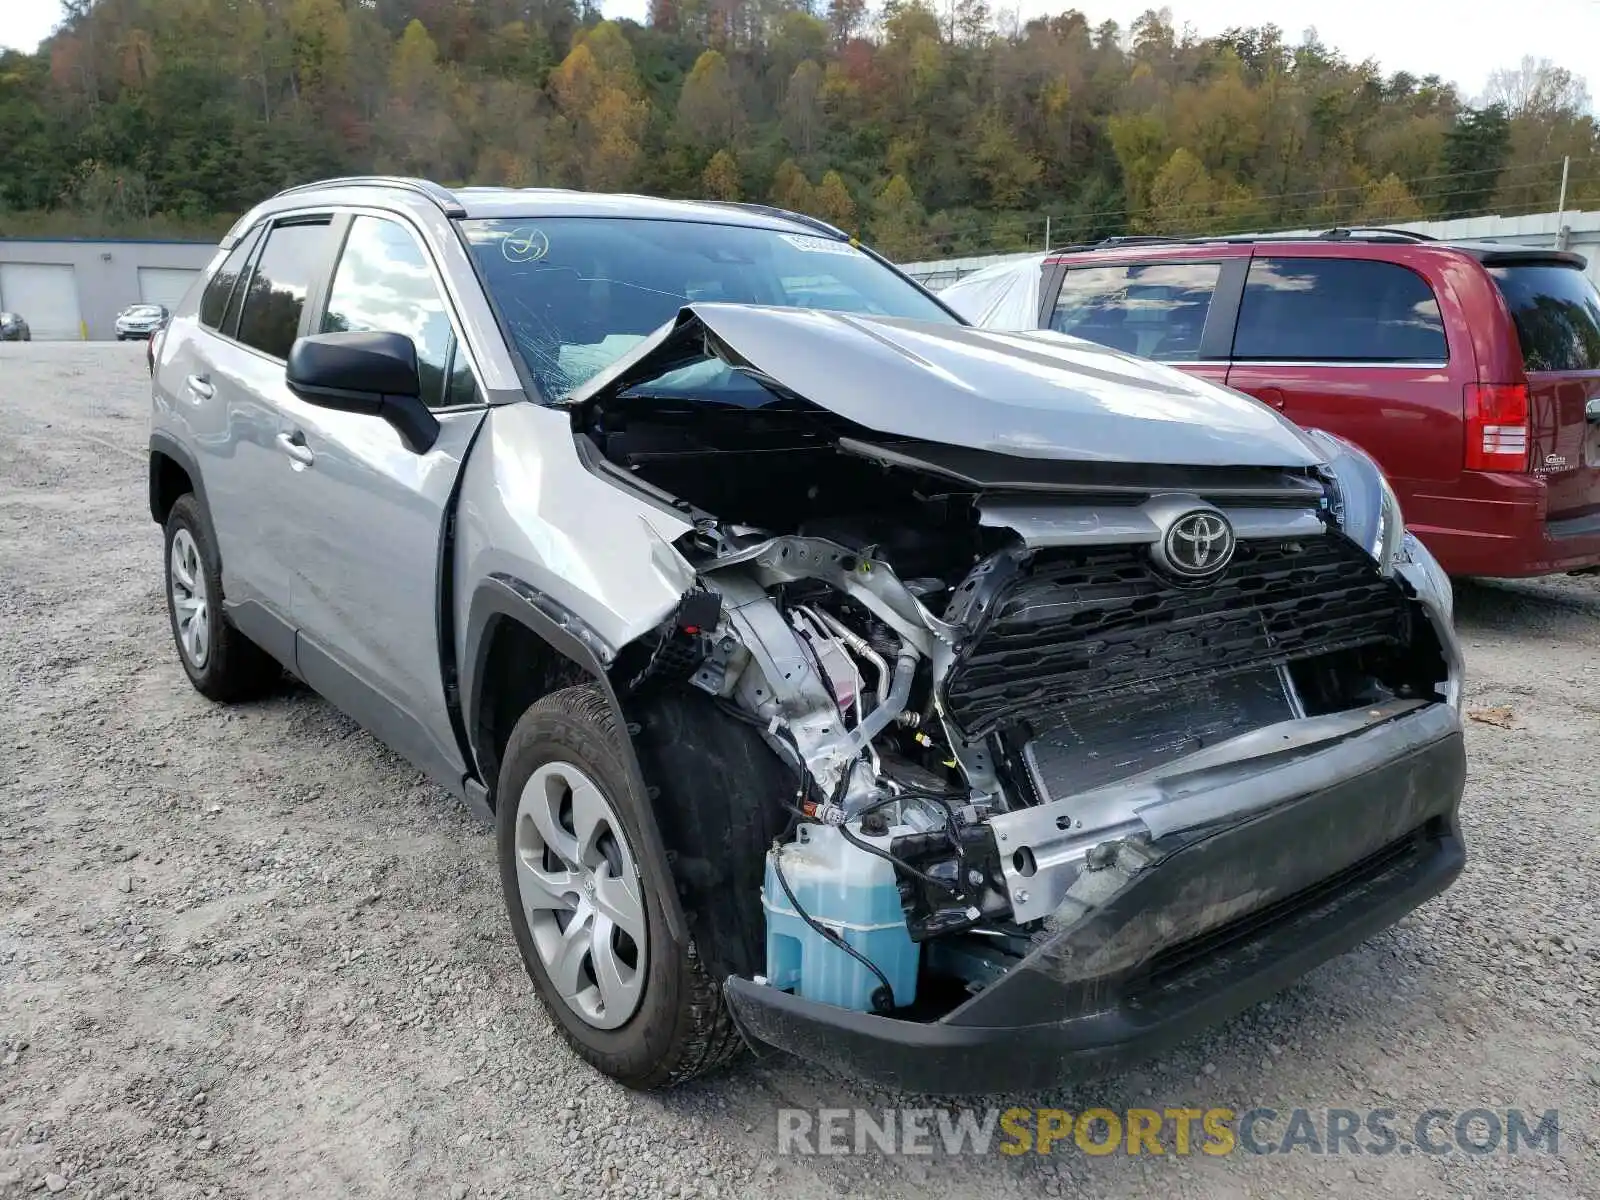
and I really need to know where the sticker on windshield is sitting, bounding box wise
[502,227,550,263]
[780,233,861,257]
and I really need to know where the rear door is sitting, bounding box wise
[192,216,337,664]
[1040,249,1247,390]
[1484,259,1600,523]
[1224,253,1463,509]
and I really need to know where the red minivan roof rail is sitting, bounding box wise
[1048,227,1438,257]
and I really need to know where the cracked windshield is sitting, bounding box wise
[462,217,954,399]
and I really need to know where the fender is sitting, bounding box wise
[462,573,689,944]
[148,430,209,525]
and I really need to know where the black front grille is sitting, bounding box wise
[942,535,1408,737]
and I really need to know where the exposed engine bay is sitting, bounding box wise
[583,381,1461,1024]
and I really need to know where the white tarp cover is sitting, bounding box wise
[938,253,1048,331]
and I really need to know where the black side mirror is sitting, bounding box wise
[286,331,440,454]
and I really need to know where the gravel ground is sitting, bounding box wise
[1,341,1596,1200]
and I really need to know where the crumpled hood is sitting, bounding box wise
[567,303,1327,469]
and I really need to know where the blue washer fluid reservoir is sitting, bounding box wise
[762,822,919,1011]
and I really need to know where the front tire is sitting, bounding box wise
[497,684,742,1088]
[162,494,281,701]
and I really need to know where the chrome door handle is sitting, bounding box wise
[1586,397,1600,423]
[185,374,214,399]
[275,431,315,468]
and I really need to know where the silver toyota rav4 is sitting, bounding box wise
[149,176,1466,1093]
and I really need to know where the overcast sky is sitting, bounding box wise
[3,0,1595,101]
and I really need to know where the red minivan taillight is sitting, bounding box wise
[1464,383,1529,471]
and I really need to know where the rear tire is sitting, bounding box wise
[162,493,281,702]
[497,684,744,1088]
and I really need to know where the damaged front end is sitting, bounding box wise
[579,305,1467,1091]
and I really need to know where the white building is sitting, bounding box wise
[0,238,217,340]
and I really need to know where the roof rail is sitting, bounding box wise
[1095,234,1195,248]
[272,176,467,218]
[1050,227,1441,255]
[702,200,849,240]
[1318,226,1435,243]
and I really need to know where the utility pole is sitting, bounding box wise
[1044,215,1051,251]
[1555,156,1570,250]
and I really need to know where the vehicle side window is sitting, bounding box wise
[321,215,473,409]
[1233,258,1447,363]
[236,220,333,360]
[198,228,260,333]
[1488,264,1600,371]
[1050,262,1220,361]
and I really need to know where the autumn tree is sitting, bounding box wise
[769,158,814,212]
[826,0,865,47]
[812,170,856,230]
[288,0,351,108]
[549,21,648,191]
[972,108,1041,208]
[4,2,1591,255]
[116,26,157,88]
[390,20,444,107]
[648,0,680,34]
[1480,58,1595,218]
[1141,148,1216,233]
[701,148,741,200]
[871,174,927,259]
[780,60,823,155]
[381,20,465,179]
[677,49,740,147]
[1359,174,1425,224]
[1107,110,1167,217]
[62,160,152,231]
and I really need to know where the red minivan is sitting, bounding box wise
[947,231,1600,578]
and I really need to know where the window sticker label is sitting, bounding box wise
[781,233,861,257]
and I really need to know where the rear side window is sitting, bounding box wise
[1050,262,1219,361]
[1233,258,1446,363]
[1488,264,1600,371]
[197,228,260,332]
[236,220,332,360]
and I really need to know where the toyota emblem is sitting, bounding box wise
[1159,510,1236,580]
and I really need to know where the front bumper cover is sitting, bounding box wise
[723,704,1466,1094]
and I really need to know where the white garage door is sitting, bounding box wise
[0,263,82,340]
[138,267,199,312]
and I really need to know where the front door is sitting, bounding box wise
[1037,251,1247,394]
[276,213,489,792]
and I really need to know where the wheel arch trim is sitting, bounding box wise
[148,431,208,527]
[463,573,688,944]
